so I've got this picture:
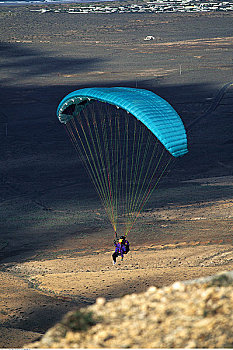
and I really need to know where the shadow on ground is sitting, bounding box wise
[0,42,105,85]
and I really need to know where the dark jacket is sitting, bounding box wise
[114,239,130,257]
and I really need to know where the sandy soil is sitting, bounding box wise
[0,7,233,348]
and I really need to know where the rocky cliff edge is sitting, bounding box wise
[26,270,233,348]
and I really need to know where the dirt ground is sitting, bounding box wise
[0,7,233,348]
[1,178,233,347]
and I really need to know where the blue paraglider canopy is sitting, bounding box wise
[57,87,188,157]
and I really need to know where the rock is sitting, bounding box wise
[26,270,233,349]
[95,297,106,306]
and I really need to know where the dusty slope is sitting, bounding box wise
[1,180,233,347]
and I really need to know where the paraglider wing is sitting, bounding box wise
[57,87,188,157]
[57,87,188,236]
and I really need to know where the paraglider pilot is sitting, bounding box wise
[112,235,130,265]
